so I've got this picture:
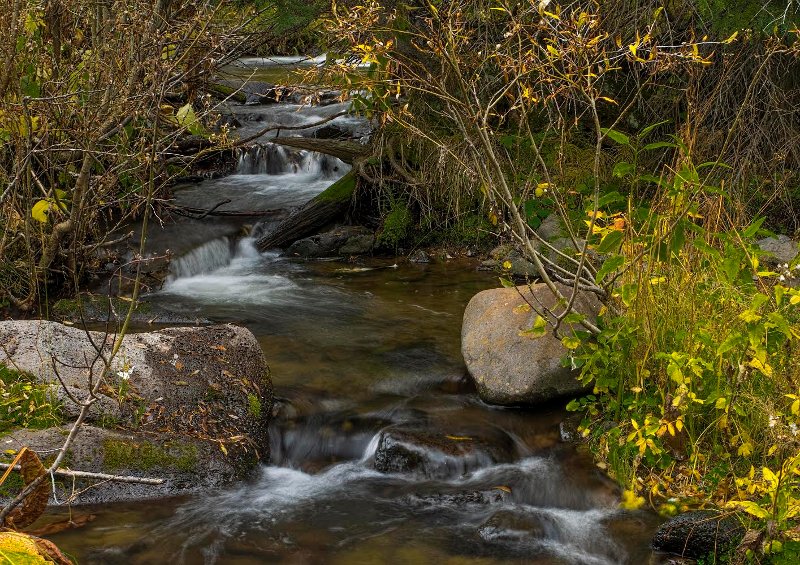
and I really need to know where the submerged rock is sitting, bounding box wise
[373,424,517,478]
[478,509,547,543]
[652,510,745,559]
[0,320,272,504]
[461,283,600,405]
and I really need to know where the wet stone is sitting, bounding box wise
[478,510,547,543]
[405,489,509,508]
[373,424,517,478]
[652,510,745,559]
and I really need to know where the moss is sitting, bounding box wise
[103,438,198,473]
[52,295,152,319]
[377,202,414,248]
[316,170,356,203]
[247,393,262,419]
[0,468,24,498]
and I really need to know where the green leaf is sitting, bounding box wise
[612,162,635,178]
[721,255,740,284]
[595,254,625,284]
[176,103,204,136]
[520,315,548,339]
[600,128,630,145]
[620,283,638,307]
[499,277,515,288]
[638,173,665,186]
[562,312,585,324]
[717,334,744,355]
[639,119,670,138]
[642,141,678,151]
[766,312,792,339]
[597,191,624,208]
[743,217,766,239]
[562,334,581,349]
[596,230,623,254]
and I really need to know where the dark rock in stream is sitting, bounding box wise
[652,510,745,560]
[287,226,375,258]
[406,489,509,508]
[0,320,273,504]
[373,424,517,478]
[312,123,353,140]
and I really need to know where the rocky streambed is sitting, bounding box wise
[2,56,771,563]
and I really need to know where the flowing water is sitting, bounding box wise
[46,83,664,564]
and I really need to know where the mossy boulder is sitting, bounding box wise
[0,320,273,504]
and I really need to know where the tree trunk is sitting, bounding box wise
[270,137,365,164]
[255,170,356,251]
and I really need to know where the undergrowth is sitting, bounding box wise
[0,365,62,434]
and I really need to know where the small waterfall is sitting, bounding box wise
[298,151,345,176]
[236,143,346,177]
[236,143,293,174]
[167,237,234,281]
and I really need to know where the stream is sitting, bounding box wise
[47,59,663,564]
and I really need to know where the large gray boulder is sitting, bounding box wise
[461,283,600,405]
[0,320,272,503]
[757,235,799,267]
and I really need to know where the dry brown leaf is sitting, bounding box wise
[33,535,74,565]
[3,449,51,530]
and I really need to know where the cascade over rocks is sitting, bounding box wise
[461,283,600,405]
[373,424,517,478]
[0,320,272,504]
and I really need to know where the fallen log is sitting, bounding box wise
[205,82,247,104]
[255,170,356,251]
[270,137,365,164]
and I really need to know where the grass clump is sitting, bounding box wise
[0,365,62,434]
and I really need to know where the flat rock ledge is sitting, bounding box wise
[461,283,600,405]
[0,320,273,504]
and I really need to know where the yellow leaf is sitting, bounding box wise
[31,200,52,222]
[620,489,645,510]
[725,500,770,519]
[724,31,738,44]
[219,443,228,456]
